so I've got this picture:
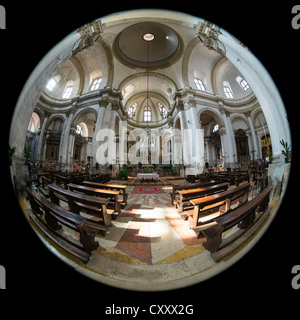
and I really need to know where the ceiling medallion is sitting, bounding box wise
[143,33,155,41]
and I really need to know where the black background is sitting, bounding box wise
[1,1,299,316]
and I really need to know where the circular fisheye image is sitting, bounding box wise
[8,9,291,291]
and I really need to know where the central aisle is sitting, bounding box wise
[94,184,204,265]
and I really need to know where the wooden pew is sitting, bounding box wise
[188,182,250,228]
[69,173,89,184]
[38,175,51,198]
[82,181,128,206]
[55,174,70,189]
[209,172,250,186]
[176,182,230,212]
[200,186,272,260]
[89,173,111,183]
[67,183,121,215]
[27,189,102,263]
[48,184,113,227]
[234,172,250,186]
[170,180,216,206]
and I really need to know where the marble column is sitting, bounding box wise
[219,127,228,167]
[67,127,76,170]
[92,101,118,165]
[246,112,259,160]
[59,106,76,164]
[36,113,49,162]
[219,106,235,167]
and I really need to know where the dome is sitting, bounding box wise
[114,21,181,68]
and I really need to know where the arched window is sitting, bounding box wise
[144,106,151,122]
[223,81,234,99]
[128,102,137,118]
[90,78,102,91]
[46,78,57,92]
[76,124,83,136]
[240,79,249,91]
[157,102,167,118]
[194,78,206,91]
[212,123,219,133]
[236,76,250,91]
[63,85,73,99]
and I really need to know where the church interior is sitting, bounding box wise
[8,9,291,291]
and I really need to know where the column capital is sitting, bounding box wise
[99,87,123,110]
[245,111,251,118]
[196,20,226,56]
[72,20,103,55]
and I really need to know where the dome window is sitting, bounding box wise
[46,78,57,92]
[194,78,206,91]
[240,79,250,91]
[90,78,102,91]
[158,102,167,118]
[223,82,234,99]
[62,86,73,99]
[144,106,151,122]
[128,102,137,118]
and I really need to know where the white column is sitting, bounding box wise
[36,113,49,161]
[91,102,117,165]
[219,127,228,166]
[219,107,235,166]
[246,133,254,162]
[67,128,76,170]
[59,107,75,163]
[246,112,259,160]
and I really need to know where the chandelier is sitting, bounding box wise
[144,32,156,158]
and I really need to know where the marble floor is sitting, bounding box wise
[20,178,279,291]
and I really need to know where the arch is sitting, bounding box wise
[212,56,227,95]
[197,108,225,129]
[74,107,98,122]
[77,122,89,137]
[174,115,182,130]
[230,114,249,132]
[46,115,65,130]
[253,109,267,129]
[69,56,85,96]
[28,112,41,133]
[73,108,97,138]
[118,72,178,107]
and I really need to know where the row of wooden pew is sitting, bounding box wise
[170,179,272,261]
[206,171,250,186]
[27,179,128,263]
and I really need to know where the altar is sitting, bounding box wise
[137,173,159,180]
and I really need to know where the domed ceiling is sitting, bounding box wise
[114,22,181,68]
